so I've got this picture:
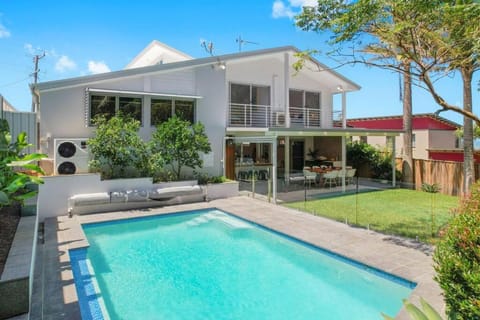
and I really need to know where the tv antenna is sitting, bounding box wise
[236,35,258,52]
[200,39,215,56]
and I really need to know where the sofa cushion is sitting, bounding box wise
[110,191,127,203]
[149,185,202,200]
[68,192,110,207]
[126,189,149,202]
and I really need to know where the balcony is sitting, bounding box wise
[228,103,321,129]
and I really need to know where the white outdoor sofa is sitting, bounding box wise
[67,182,204,216]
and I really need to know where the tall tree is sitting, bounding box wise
[402,61,413,186]
[296,0,480,192]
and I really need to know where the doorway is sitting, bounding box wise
[291,140,304,171]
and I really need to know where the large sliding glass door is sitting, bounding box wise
[229,83,271,127]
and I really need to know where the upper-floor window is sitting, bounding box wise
[90,95,142,126]
[151,99,195,126]
[412,134,416,148]
[230,83,270,106]
[289,89,321,109]
[289,89,321,126]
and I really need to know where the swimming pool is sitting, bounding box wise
[70,209,415,319]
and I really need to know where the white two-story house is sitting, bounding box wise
[34,41,401,200]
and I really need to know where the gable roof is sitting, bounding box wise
[125,40,193,69]
[34,46,361,93]
[347,113,460,131]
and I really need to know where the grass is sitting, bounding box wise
[284,188,460,243]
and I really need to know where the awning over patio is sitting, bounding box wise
[224,127,402,204]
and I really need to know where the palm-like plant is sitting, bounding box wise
[0,119,45,207]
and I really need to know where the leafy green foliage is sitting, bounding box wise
[150,116,211,181]
[382,298,443,320]
[88,115,150,179]
[372,152,402,181]
[434,182,480,319]
[0,119,45,207]
[347,141,401,181]
[422,183,441,194]
[194,171,228,185]
[347,141,379,169]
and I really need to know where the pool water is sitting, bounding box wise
[71,209,414,319]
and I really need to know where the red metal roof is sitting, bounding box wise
[347,114,459,131]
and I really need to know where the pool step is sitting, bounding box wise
[186,212,252,229]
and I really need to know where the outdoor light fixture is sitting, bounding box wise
[337,85,344,92]
[212,61,226,70]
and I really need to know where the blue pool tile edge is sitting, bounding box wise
[69,248,109,320]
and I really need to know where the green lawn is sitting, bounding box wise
[284,189,460,243]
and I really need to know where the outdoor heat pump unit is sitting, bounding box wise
[54,138,90,175]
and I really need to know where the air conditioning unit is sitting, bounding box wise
[276,112,286,126]
[54,138,90,175]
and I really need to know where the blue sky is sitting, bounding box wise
[0,0,478,124]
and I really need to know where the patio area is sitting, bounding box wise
[239,176,394,203]
[28,195,443,320]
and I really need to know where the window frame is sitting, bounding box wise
[229,82,271,106]
[288,88,322,110]
[89,93,144,126]
[150,98,196,127]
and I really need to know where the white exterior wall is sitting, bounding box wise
[195,65,228,176]
[39,70,197,156]
[226,56,336,127]
[40,87,94,156]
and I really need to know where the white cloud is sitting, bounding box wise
[24,43,57,57]
[0,23,11,38]
[272,0,295,19]
[55,55,77,72]
[272,0,317,19]
[24,43,34,54]
[289,0,317,7]
[88,60,111,74]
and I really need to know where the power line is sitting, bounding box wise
[0,76,30,88]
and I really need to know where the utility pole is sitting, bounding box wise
[31,52,45,112]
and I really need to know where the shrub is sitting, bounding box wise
[149,116,211,181]
[347,141,379,169]
[372,153,402,181]
[194,171,228,185]
[88,115,150,179]
[347,141,401,181]
[433,182,480,319]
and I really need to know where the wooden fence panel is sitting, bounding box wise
[413,159,480,196]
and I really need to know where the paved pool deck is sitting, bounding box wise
[34,195,444,319]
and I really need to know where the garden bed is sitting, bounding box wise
[0,205,20,276]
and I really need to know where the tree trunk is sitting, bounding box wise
[402,62,414,186]
[461,67,474,195]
